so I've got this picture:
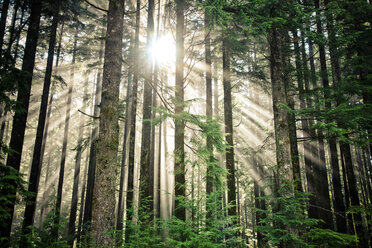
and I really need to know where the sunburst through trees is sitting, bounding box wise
[0,0,371,247]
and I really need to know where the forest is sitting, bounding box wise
[0,0,371,247]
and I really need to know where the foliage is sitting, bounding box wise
[256,178,358,248]
[1,0,371,247]
[20,202,69,248]
[0,146,33,246]
[256,179,318,248]
[123,195,165,248]
[0,55,24,112]
[305,228,357,248]
[119,108,245,248]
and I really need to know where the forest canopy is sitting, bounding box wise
[0,0,371,247]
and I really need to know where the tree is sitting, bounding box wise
[82,25,104,235]
[91,0,124,246]
[125,0,140,241]
[1,0,42,241]
[139,0,155,220]
[312,0,333,229]
[20,1,62,243]
[321,0,347,233]
[0,0,10,56]
[205,9,214,222]
[174,0,185,222]
[67,77,89,246]
[222,36,237,221]
[267,5,295,247]
[53,22,77,239]
[1,0,371,246]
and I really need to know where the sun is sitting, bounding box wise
[150,34,175,64]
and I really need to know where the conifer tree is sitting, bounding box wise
[91,0,124,246]
[1,0,42,242]
[140,0,155,219]
[125,0,141,241]
[21,0,62,243]
[174,0,185,221]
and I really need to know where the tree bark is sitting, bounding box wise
[314,0,333,229]
[317,0,347,232]
[38,149,52,226]
[67,77,89,247]
[0,0,10,57]
[82,26,104,235]
[293,31,318,218]
[1,0,42,242]
[340,143,365,246]
[222,37,237,219]
[77,150,89,247]
[53,24,77,239]
[174,0,185,221]
[21,2,61,242]
[140,0,155,220]
[282,32,302,193]
[11,1,25,64]
[37,20,63,225]
[91,0,124,246]
[125,0,140,241]
[205,10,214,222]
[268,22,292,248]
[6,0,20,56]
[116,59,132,246]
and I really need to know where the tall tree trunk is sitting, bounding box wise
[116,61,132,246]
[314,0,333,229]
[316,0,347,233]
[0,109,8,145]
[356,148,369,205]
[294,31,318,218]
[253,177,262,245]
[362,149,372,203]
[55,20,64,67]
[341,143,365,246]
[236,163,241,233]
[174,0,185,221]
[37,21,63,224]
[213,61,219,119]
[1,0,42,242]
[153,0,162,222]
[67,78,89,247]
[151,68,158,219]
[305,2,345,229]
[0,0,10,57]
[91,0,124,246]
[54,25,77,239]
[282,32,302,193]
[20,2,61,242]
[12,1,25,64]
[6,0,20,56]
[253,160,267,247]
[125,0,140,241]
[82,26,104,235]
[268,22,292,248]
[39,149,52,225]
[156,121,162,219]
[205,10,214,223]
[140,0,155,219]
[222,37,237,219]
[340,148,353,233]
[77,152,89,247]
[163,116,171,220]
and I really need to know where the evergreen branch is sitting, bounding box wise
[78,109,99,119]
[84,0,108,12]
